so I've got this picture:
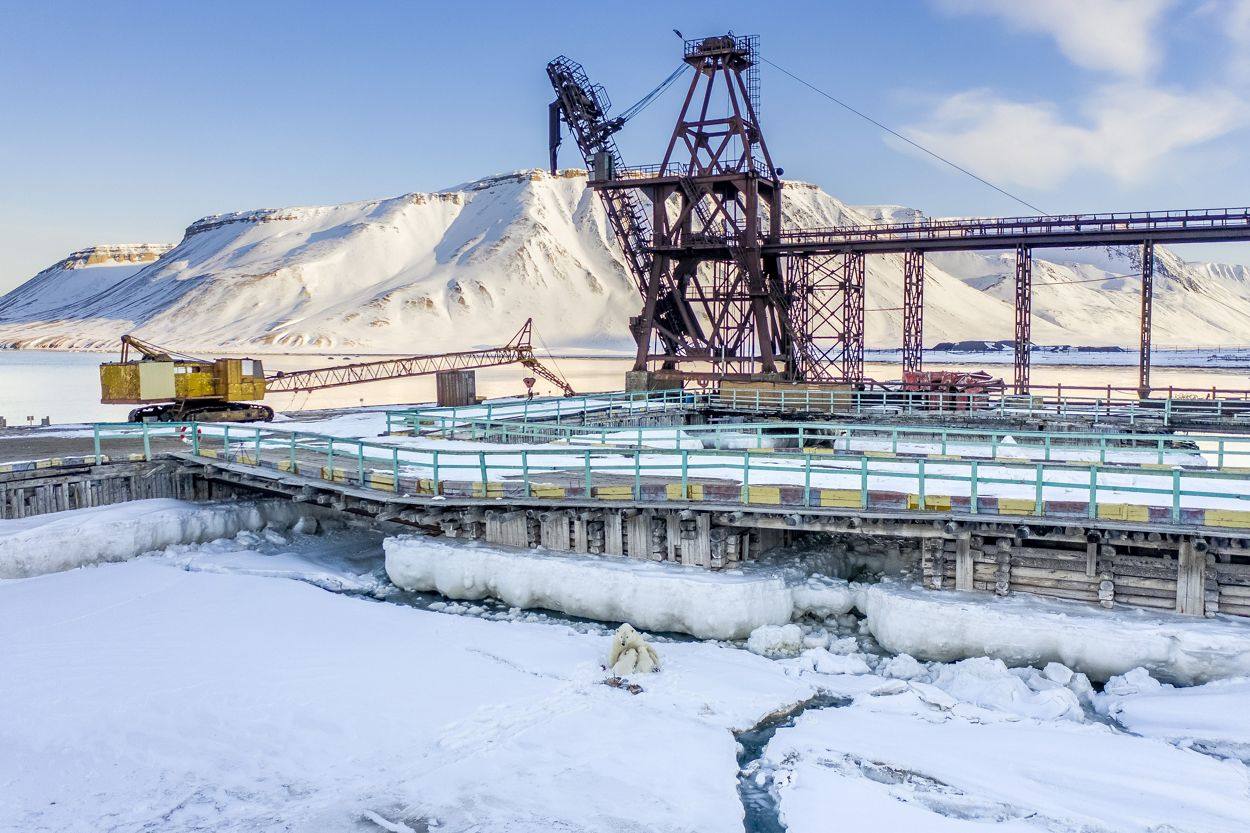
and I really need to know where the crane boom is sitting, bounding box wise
[265,318,575,396]
[547,57,656,299]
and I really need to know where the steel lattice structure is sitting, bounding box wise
[549,34,1250,393]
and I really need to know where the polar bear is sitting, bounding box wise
[607,623,660,676]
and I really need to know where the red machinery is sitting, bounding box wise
[901,370,1005,410]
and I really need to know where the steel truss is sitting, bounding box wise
[548,36,1248,391]
[1139,241,1154,396]
[790,252,864,382]
[1014,246,1032,394]
[902,250,925,375]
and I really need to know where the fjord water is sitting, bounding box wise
[4,349,1250,426]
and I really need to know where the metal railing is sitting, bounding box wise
[778,206,1250,246]
[385,389,702,434]
[86,421,1250,530]
[390,417,1250,470]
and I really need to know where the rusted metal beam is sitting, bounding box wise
[903,250,925,375]
[1014,245,1032,394]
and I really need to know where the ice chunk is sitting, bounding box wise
[1102,667,1164,697]
[806,648,872,675]
[747,624,804,658]
[0,499,316,579]
[855,582,1250,685]
[385,536,794,640]
[926,657,1085,721]
[878,653,927,680]
[1042,661,1074,686]
[791,575,855,619]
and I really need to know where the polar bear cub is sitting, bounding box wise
[608,623,660,676]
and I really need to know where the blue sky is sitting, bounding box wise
[3,0,1250,290]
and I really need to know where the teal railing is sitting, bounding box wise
[86,421,1250,529]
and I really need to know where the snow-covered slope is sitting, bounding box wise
[2,172,1249,352]
[0,244,170,325]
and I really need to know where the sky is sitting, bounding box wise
[3,0,1250,291]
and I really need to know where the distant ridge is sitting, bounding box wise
[2,172,1250,352]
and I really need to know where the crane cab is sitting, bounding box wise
[99,336,271,422]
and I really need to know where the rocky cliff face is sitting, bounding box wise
[2,172,1248,352]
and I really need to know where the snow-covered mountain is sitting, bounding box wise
[0,244,171,327]
[3,170,1249,353]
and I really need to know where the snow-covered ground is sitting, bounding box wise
[0,556,812,832]
[4,500,1250,831]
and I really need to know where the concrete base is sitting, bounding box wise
[624,370,684,393]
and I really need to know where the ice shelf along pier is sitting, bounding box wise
[8,384,1250,621]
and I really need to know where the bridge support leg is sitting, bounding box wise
[954,533,973,591]
[844,252,866,384]
[1139,241,1154,397]
[1013,246,1032,394]
[1176,539,1206,616]
[903,250,925,375]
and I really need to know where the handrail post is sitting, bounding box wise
[288,432,296,471]
[1034,463,1044,515]
[860,456,869,509]
[741,451,750,503]
[223,424,230,456]
[327,437,334,477]
[584,450,592,498]
[970,459,979,514]
[357,442,365,485]
[803,453,811,507]
[93,424,102,462]
[432,449,440,489]
[634,448,641,500]
[917,458,926,509]
[522,450,530,498]
[392,447,400,494]
[479,451,489,495]
[681,449,689,498]
[1088,465,1098,519]
[142,421,150,461]
[1171,468,1181,524]
[192,424,200,456]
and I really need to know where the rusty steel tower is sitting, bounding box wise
[550,35,805,383]
[550,33,1250,396]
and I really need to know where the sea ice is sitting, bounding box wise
[384,536,848,640]
[0,498,315,579]
[854,581,1250,684]
[0,559,813,832]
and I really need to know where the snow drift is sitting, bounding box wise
[5,170,1250,351]
[0,498,318,578]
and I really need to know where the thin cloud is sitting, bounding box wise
[933,0,1175,77]
[902,84,1246,189]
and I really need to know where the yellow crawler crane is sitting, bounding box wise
[99,336,273,422]
[99,319,575,423]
